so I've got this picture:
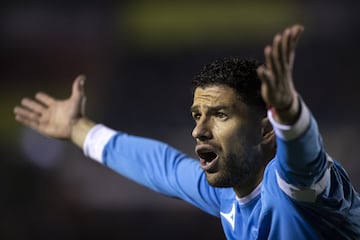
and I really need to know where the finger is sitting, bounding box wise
[271,34,283,79]
[263,47,277,84]
[71,74,86,100]
[264,46,273,74]
[257,66,272,107]
[257,66,269,84]
[81,95,87,116]
[291,24,304,44]
[289,25,304,64]
[14,113,39,130]
[35,92,55,106]
[281,27,292,65]
[14,106,41,128]
[20,97,46,113]
[257,66,275,94]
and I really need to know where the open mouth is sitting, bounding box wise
[196,146,219,172]
[198,151,218,163]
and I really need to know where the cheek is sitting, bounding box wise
[217,127,245,153]
[214,118,257,152]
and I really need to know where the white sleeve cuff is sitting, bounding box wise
[83,124,117,163]
[268,100,311,141]
[275,155,333,202]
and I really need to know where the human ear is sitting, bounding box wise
[260,117,276,162]
[261,117,273,138]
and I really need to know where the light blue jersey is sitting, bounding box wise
[83,101,360,239]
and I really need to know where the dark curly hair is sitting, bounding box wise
[192,57,266,118]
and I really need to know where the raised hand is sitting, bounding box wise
[257,24,304,124]
[14,75,87,140]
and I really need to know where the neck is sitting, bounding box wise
[233,168,264,198]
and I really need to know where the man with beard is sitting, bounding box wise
[14,24,360,239]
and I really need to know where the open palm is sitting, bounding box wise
[257,24,304,110]
[14,75,86,140]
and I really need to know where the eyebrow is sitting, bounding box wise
[190,105,230,113]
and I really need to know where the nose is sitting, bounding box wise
[192,119,212,141]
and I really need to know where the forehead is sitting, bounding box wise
[192,85,241,107]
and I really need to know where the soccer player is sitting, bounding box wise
[14,24,360,239]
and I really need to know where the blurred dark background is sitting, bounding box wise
[1,1,360,239]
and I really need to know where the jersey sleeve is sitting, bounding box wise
[268,99,360,237]
[268,98,333,202]
[83,126,221,217]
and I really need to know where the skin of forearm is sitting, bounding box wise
[70,117,96,148]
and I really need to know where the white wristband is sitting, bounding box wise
[83,124,117,163]
[268,100,311,141]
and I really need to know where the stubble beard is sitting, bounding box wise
[206,150,263,188]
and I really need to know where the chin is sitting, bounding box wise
[205,169,251,188]
[205,172,234,188]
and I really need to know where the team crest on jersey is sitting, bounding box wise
[220,203,236,231]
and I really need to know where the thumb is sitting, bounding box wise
[71,74,86,100]
[71,74,87,116]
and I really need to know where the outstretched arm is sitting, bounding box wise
[257,24,333,195]
[13,75,95,148]
[257,24,304,124]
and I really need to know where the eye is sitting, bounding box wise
[192,112,201,121]
[215,112,228,120]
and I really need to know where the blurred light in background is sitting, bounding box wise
[120,1,308,49]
